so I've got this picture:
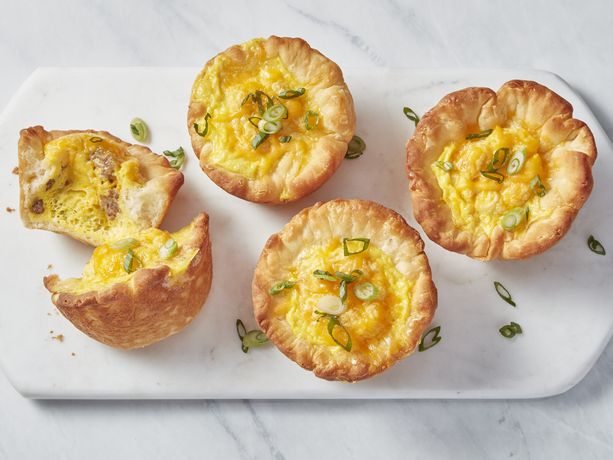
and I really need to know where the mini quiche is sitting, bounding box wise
[406,80,597,260]
[252,199,437,382]
[44,213,212,349]
[18,126,183,246]
[188,36,355,204]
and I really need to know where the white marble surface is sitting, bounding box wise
[1,0,612,458]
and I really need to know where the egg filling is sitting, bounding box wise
[27,133,145,241]
[273,239,414,358]
[432,123,552,234]
[60,225,198,294]
[190,38,328,186]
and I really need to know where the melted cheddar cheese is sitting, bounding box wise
[65,225,198,294]
[190,38,327,191]
[28,133,144,241]
[273,239,413,357]
[432,123,552,234]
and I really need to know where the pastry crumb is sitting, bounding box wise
[51,334,64,342]
[5,207,15,213]
[12,166,19,175]
[47,264,53,270]
[71,352,76,357]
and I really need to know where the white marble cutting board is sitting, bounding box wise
[0,67,611,399]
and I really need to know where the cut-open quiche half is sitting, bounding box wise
[19,126,184,246]
[406,80,597,260]
[252,199,437,382]
[188,36,355,204]
[44,213,212,349]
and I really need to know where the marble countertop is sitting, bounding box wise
[1,0,612,458]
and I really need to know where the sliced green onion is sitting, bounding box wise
[339,280,348,305]
[315,295,345,315]
[279,88,305,99]
[466,129,493,140]
[252,132,269,150]
[435,160,453,172]
[248,116,261,128]
[500,207,526,232]
[403,107,420,126]
[255,90,274,113]
[499,322,522,339]
[236,319,268,353]
[313,270,337,281]
[194,113,212,137]
[304,110,319,130]
[123,249,136,274]
[507,148,526,175]
[162,147,185,170]
[494,281,516,307]
[345,135,366,159]
[241,93,253,106]
[89,136,103,143]
[354,282,380,301]
[269,280,296,295]
[258,119,282,134]
[418,326,441,351]
[487,147,509,171]
[159,238,178,260]
[109,238,137,250]
[530,175,547,197]
[587,235,606,255]
[130,118,148,142]
[279,135,292,143]
[343,237,370,256]
[326,315,352,351]
[481,171,505,183]
[263,104,288,121]
[334,270,363,283]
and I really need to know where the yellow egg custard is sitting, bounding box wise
[407,80,596,260]
[18,126,183,246]
[188,36,355,204]
[44,213,212,349]
[252,199,437,382]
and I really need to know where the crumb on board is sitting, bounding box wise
[51,334,64,343]
[5,207,15,213]
[47,264,53,270]
[12,166,19,175]
[71,352,76,357]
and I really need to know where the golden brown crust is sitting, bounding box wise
[43,213,212,349]
[18,126,184,246]
[252,199,437,382]
[406,80,597,260]
[187,36,356,204]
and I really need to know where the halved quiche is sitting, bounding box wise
[252,199,437,382]
[406,80,597,260]
[44,213,212,349]
[188,36,355,204]
[18,126,183,246]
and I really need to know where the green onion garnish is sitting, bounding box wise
[162,147,185,170]
[304,110,319,130]
[339,280,348,305]
[587,235,606,255]
[507,148,526,175]
[466,129,493,140]
[435,161,453,172]
[418,326,441,351]
[243,91,274,114]
[252,132,269,150]
[89,136,103,143]
[334,270,363,283]
[530,175,547,197]
[315,296,345,315]
[313,270,337,281]
[258,119,282,134]
[487,147,509,171]
[130,118,148,142]
[236,319,269,353]
[499,322,522,339]
[263,104,288,122]
[345,135,366,159]
[500,207,526,232]
[109,238,137,250]
[494,281,516,307]
[159,238,178,260]
[194,113,212,137]
[354,282,380,301]
[279,88,305,99]
[279,135,292,143]
[269,280,296,295]
[248,116,261,128]
[315,312,352,351]
[403,107,420,126]
[481,171,505,183]
[343,238,370,256]
[123,249,136,274]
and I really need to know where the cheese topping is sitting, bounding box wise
[433,123,552,234]
[273,239,413,357]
